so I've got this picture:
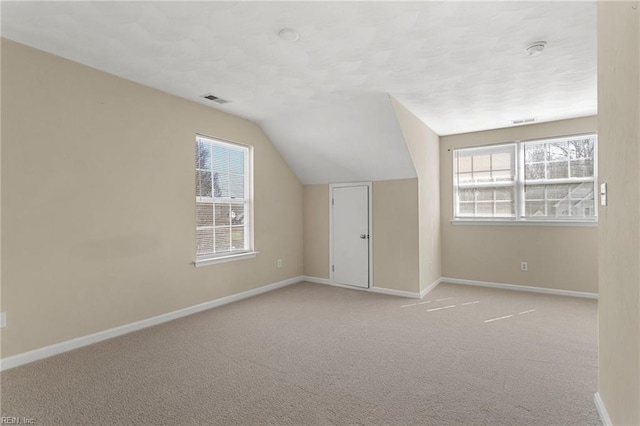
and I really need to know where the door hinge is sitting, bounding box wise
[332,198,334,206]
[332,265,334,272]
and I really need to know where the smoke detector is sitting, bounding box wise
[201,94,230,104]
[526,41,547,57]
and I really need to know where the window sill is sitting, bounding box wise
[194,251,259,268]
[450,219,598,227]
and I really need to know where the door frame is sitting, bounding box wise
[329,182,373,289]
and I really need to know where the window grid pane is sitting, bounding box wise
[454,134,597,221]
[455,187,515,218]
[454,144,516,219]
[521,135,596,220]
[196,135,250,258]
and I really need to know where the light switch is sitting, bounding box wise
[600,183,607,206]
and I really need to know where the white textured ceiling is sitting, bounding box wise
[263,93,416,184]
[1,1,597,184]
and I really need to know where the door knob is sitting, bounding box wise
[360,234,367,239]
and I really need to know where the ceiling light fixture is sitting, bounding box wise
[525,41,547,57]
[278,28,300,42]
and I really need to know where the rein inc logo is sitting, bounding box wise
[0,418,34,425]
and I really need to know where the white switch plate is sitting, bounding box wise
[600,183,607,206]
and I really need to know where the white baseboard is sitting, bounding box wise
[594,392,612,426]
[304,275,597,300]
[0,276,303,371]
[302,275,331,285]
[369,286,420,299]
[420,278,442,299]
[303,275,420,299]
[441,277,598,299]
[1,274,598,371]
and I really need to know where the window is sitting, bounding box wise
[195,135,252,262]
[453,134,597,223]
[522,135,596,219]
[454,143,517,218]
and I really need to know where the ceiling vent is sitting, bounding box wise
[512,117,536,125]
[201,94,230,104]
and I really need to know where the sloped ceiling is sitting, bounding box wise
[1,1,597,184]
[262,93,416,184]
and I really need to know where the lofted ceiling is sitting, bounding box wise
[262,93,416,184]
[1,1,597,184]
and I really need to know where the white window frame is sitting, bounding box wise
[452,133,598,226]
[453,143,518,219]
[194,135,256,267]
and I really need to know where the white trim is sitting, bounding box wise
[194,251,258,267]
[0,276,303,371]
[369,286,420,299]
[329,282,420,299]
[452,133,598,223]
[304,275,420,299]
[329,182,373,289]
[451,219,597,227]
[420,277,442,299]
[307,275,597,300]
[594,392,612,426]
[441,277,598,299]
[195,134,254,258]
[302,275,331,285]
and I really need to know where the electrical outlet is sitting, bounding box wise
[0,312,6,328]
[521,262,528,272]
[277,259,282,268]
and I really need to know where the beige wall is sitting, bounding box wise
[0,39,303,358]
[372,179,420,293]
[391,98,441,291]
[0,34,3,349]
[597,1,640,424]
[302,179,421,294]
[440,116,598,293]
[303,184,329,279]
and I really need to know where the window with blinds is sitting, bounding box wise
[453,133,597,222]
[454,144,517,218]
[523,135,596,219]
[195,135,251,259]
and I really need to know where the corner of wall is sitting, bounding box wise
[389,97,442,292]
[302,184,330,279]
[1,40,304,358]
[439,117,598,294]
[597,1,640,424]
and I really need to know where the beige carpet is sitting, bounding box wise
[1,282,599,425]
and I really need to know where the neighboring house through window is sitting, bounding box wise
[195,135,252,263]
[453,134,597,222]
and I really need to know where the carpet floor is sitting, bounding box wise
[1,282,599,425]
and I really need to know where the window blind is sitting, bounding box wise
[452,134,597,222]
[522,135,596,219]
[195,136,250,259]
[454,143,517,218]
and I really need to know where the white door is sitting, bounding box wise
[331,184,370,288]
